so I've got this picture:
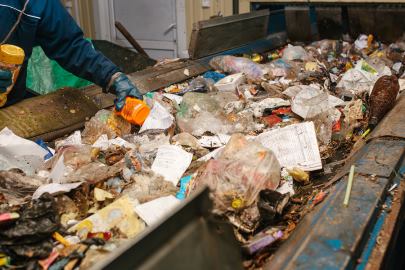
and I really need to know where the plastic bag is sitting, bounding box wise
[209,55,267,82]
[27,46,92,95]
[82,110,131,144]
[266,58,296,78]
[177,77,215,95]
[282,45,309,61]
[284,85,344,119]
[176,92,239,136]
[191,134,280,214]
[312,108,341,145]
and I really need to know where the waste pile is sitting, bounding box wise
[0,34,404,269]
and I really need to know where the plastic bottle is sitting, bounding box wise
[115,97,151,126]
[0,44,25,107]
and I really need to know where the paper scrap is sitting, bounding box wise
[0,127,48,175]
[33,182,82,200]
[198,146,224,162]
[49,155,73,184]
[163,93,183,105]
[92,135,135,151]
[276,179,295,196]
[68,195,145,238]
[256,122,322,171]
[140,102,174,133]
[55,131,82,149]
[94,188,114,201]
[151,145,193,185]
[135,195,180,226]
[198,134,231,148]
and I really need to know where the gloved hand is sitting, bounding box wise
[109,73,143,111]
[0,69,12,94]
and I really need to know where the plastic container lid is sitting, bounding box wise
[0,44,25,65]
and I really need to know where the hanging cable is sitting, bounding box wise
[1,0,30,44]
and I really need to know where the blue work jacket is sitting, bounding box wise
[0,0,119,105]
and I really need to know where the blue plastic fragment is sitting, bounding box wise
[203,71,226,82]
[35,139,53,160]
[176,175,193,200]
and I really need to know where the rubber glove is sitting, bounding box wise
[0,69,12,93]
[110,73,143,111]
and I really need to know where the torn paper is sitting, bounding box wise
[135,195,180,226]
[0,127,48,175]
[198,134,231,148]
[140,102,174,133]
[151,145,193,185]
[33,182,82,200]
[93,135,135,151]
[256,122,322,171]
[55,131,82,150]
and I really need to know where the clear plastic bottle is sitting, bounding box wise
[0,44,25,107]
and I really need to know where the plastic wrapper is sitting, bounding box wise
[191,134,280,214]
[266,58,297,78]
[282,45,309,61]
[283,85,344,119]
[311,39,342,56]
[312,108,341,145]
[82,110,131,144]
[176,92,239,136]
[177,77,215,95]
[209,55,267,82]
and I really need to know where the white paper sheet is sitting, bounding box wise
[0,127,48,175]
[55,131,82,149]
[140,102,174,133]
[93,135,135,150]
[135,195,180,226]
[256,122,322,171]
[32,182,82,200]
[151,145,193,185]
[198,134,231,148]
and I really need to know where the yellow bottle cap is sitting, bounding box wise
[0,44,25,65]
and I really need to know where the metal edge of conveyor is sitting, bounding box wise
[90,187,244,270]
[266,96,405,270]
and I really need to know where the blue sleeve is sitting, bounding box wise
[35,0,120,89]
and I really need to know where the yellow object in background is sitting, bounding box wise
[0,44,25,107]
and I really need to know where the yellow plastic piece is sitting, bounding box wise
[0,44,25,65]
[287,167,310,183]
[52,232,70,246]
[232,198,244,209]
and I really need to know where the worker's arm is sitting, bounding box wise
[35,0,142,109]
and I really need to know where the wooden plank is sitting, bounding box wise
[129,60,210,94]
[188,10,270,59]
[0,88,100,140]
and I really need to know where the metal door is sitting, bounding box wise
[110,0,178,60]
